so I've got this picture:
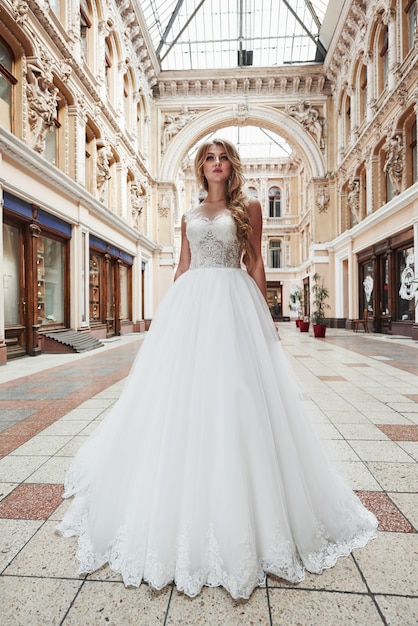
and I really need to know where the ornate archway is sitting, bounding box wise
[159,104,326,181]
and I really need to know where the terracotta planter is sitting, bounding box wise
[299,321,310,332]
[313,323,326,338]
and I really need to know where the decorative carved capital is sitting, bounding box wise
[233,102,249,124]
[383,131,404,195]
[161,106,198,152]
[158,197,170,218]
[315,185,330,213]
[96,143,113,201]
[347,178,360,225]
[286,100,325,150]
[12,0,29,23]
[26,62,60,153]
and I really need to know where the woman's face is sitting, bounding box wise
[202,143,232,185]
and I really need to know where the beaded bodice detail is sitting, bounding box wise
[184,207,242,270]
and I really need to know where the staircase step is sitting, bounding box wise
[42,331,104,353]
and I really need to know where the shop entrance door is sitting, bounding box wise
[3,222,27,358]
[105,254,116,337]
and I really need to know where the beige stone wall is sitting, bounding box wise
[1,0,417,342]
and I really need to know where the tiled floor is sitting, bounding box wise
[0,327,417,625]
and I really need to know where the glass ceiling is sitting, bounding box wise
[140,0,330,71]
[188,127,292,161]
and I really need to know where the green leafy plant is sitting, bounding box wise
[311,273,330,325]
[289,286,303,318]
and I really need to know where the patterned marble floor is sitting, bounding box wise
[0,326,417,625]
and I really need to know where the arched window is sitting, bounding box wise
[378,25,389,95]
[269,240,281,268]
[403,0,417,56]
[269,187,281,217]
[80,1,92,64]
[344,94,351,147]
[359,64,367,123]
[124,69,135,135]
[248,186,258,198]
[0,38,16,132]
[105,36,118,105]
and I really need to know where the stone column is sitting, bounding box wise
[365,150,377,216]
[117,160,128,220]
[385,8,397,92]
[68,100,87,185]
[365,51,374,124]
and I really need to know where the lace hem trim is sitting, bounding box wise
[56,503,378,600]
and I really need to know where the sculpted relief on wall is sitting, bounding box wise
[26,62,60,153]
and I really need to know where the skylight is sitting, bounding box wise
[140,0,330,71]
[188,126,292,161]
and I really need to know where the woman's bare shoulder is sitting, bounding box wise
[245,196,262,217]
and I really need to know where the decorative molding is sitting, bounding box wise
[161,107,198,153]
[315,185,330,213]
[158,197,170,218]
[286,101,325,151]
[26,60,60,153]
[383,131,404,196]
[0,128,159,250]
[155,73,329,99]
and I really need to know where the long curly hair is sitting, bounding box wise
[194,138,254,267]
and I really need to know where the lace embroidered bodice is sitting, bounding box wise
[184,207,242,270]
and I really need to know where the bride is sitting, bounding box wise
[57,138,377,600]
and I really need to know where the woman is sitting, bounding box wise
[57,139,377,600]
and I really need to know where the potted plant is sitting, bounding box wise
[311,273,330,338]
[289,286,303,327]
[299,318,310,332]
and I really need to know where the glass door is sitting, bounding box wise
[3,223,26,358]
[105,255,115,337]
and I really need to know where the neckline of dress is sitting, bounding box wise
[196,207,229,222]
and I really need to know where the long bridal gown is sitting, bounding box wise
[57,206,378,599]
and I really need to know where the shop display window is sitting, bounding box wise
[360,261,374,315]
[397,247,415,321]
[37,236,64,325]
[119,264,130,320]
[89,253,101,322]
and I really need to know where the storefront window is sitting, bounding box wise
[37,236,64,324]
[397,247,415,321]
[382,257,389,315]
[3,224,20,325]
[267,287,282,318]
[89,253,101,322]
[119,264,130,320]
[360,261,374,314]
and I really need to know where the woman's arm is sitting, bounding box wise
[246,197,268,302]
[174,214,191,281]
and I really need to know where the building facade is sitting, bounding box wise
[1,0,417,365]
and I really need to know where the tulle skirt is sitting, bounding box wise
[57,267,377,599]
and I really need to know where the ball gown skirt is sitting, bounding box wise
[57,211,377,600]
[57,266,377,599]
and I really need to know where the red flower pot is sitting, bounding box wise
[299,321,310,332]
[313,323,326,338]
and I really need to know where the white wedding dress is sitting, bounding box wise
[57,206,377,599]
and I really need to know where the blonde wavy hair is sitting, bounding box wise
[194,138,254,268]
